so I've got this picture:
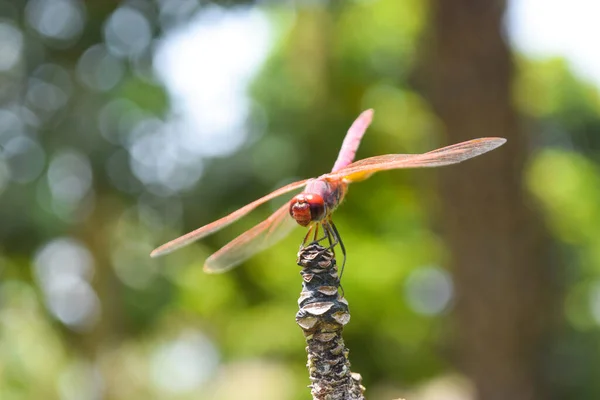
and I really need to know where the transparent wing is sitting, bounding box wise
[326,137,506,182]
[204,202,298,273]
[150,179,308,258]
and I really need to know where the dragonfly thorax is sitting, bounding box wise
[289,193,327,227]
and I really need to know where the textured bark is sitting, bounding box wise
[296,243,365,400]
[420,1,558,400]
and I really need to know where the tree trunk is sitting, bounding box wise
[419,1,558,399]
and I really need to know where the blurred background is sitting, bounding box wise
[1,0,600,399]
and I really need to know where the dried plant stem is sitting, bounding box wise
[296,243,365,400]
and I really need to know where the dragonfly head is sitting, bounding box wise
[289,193,326,227]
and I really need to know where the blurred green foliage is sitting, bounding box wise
[1,1,600,399]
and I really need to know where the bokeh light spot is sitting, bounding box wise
[46,276,100,330]
[33,238,99,330]
[26,64,73,117]
[77,44,125,92]
[127,118,204,194]
[0,108,23,144]
[4,136,46,183]
[47,149,93,205]
[405,266,453,316]
[26,78,69,112]
[34,238,94,284]
[26,0,85,43]
[104,6,152,58]
[98,98,145,145]
[0,22,23,71]
[150,331,219,394]
[157,0,199,29]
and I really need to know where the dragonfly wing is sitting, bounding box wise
[327,137,506,182]
[331,109,374,173]
[204,202,298,273]
[150,179,309,258]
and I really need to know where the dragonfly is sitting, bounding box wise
[151,109,506,273]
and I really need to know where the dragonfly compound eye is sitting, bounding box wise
[289,194,326,226]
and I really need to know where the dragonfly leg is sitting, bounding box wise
[319,220,346,296]
[301,224,330,252]
[328,219,346,281]
[326,223,335,253]
[301,225,316,248]
[303,220,346,283]
[313,222,335,254]
[311,223,331,245]
[321,221,337,250]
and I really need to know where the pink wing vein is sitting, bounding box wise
[327,137,507,181]
[204,202,298,273]
[150,179,308,258]
[331,109,374,173]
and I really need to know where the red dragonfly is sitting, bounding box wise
[151,109,506,273]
